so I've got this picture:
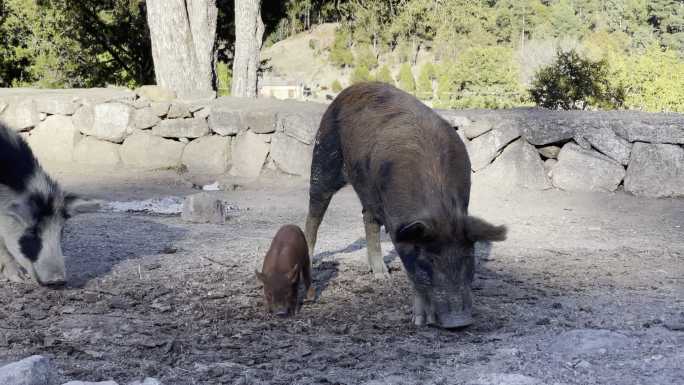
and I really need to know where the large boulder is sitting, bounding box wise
[120,131,185,169]
[76,102,134,143]
[270,132,313,177]
[468,124,521,171]
[167,102,191,119]
[208,108,241,136]
[135,85,176,102]
[133,107,161,129]
[182,136,231,174]
[243,110,278,134]
[463,118,495,139]
[34,94,81,115]
[551,142,626,192]
[434,109,472,129]
[610,116,684,144]
[0,355,55,385]
[580,125,632,165]
[73,136,121,166]
[27,115,82,163]
[624,143,684,198]
[475,138,551,190]
[276,106,325,144]
[152,118,210,138]
[230,130,270,178]
[0,99,40,131]
[150,102,171,117]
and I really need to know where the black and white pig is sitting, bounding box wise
[0,122,97,285]
[305,82,507,329]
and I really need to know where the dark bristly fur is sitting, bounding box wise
[0,123,39,193]
[305,82,506,328]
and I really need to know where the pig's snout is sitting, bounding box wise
[413,288,473,329]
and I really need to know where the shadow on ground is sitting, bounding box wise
[63,213,188,288]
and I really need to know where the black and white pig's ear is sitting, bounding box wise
[7,200,33,226]
[396,220,433,243]
[465,216,507,243]
[64,194,101,217]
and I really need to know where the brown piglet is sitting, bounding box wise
[255,224,315,317]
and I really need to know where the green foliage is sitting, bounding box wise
[330,27,354,68]
[530,49,619,110]
[607,45,684,112]
[216,61,232,96]
[350,65,372,84]
[436,46,524,109]
[374,65,394,85]
[355,43,378,69]
[417,62,435,99]
[398,63,415,93]
[331,79,343,92]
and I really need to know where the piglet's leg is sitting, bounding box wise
[363,210,389,279]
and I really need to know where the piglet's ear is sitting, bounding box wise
[255,269,266,283]
[465,216,507,242]
[287,264,299,284]
[65,193,101,216]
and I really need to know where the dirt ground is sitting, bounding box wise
[0,168,682,385]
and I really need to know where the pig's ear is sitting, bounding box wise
[396,220,432,243]
[64,193,101,216]
[255,269,266,283]
[465,216,507,242]
[287,264,299,284]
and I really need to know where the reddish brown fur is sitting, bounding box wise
[255,224,314,317]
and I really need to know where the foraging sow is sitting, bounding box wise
[305,82,507,329]
[0,123,98,285]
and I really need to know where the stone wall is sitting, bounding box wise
[1,87,682,198]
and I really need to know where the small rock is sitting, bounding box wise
[0,355,54,385]
[152,118,209,138]
[574,360,592,369]
[61,381,118,385]
[664,321,684,331]
[181,193,227,224]
[537,145,561,159]
[202,182,221,191]
[127,378,163,385]
[551,302,563,309]
[474,373,542,385]
[536,317,551,325]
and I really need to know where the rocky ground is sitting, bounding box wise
[0,168,682,385]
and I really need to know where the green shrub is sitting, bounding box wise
[331,79,343,92]
[374,65,394,85]
[530,49,619,110]
[216,61,231,96]
[417,62,435,99]
[330,28,354,68]
[398,63,415,93]
[355,43,378,69]
[350,65,372,84]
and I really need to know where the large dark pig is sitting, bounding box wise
[304,82,507,329]
[0,122,98,285]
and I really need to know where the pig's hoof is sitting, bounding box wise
[304,286,316,302]
[0,261,29,283]
[370,263,390,279]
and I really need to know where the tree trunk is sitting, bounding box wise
[146,0,217,99]
[232,0,264,98]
